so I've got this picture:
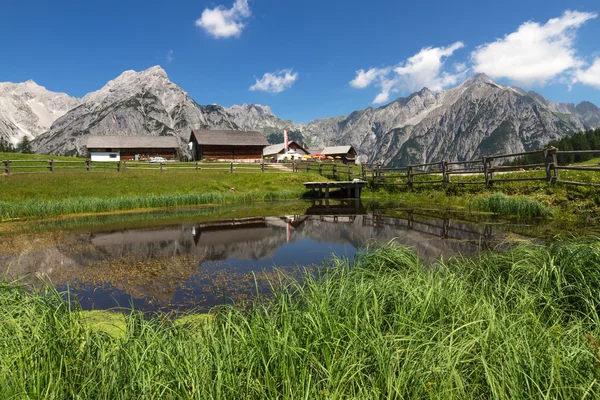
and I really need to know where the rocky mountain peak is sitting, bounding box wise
[230,103,274,116]
[576,101,600,113]
[462,72,495,86]
[0,79,79,145]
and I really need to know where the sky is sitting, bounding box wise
[1,0,600,123]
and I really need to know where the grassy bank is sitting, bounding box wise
[365,169,600,221]
[2,238,600,398]
[0,170,325,220]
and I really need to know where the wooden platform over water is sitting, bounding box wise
[304,180,366,198]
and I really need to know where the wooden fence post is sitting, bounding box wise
[318,163,322,176]
[483,157,489,187]
[230,162,233,173]
[196,162,199,170]
[261,160,265,173]
[549,147,559,181]
[543,148,551,182]
[306,162,309,173]
[159,162,163,171]
[117,161,121,172]
[348,165,351,181]
[442,160,447,185]
[362,164,366,181]
[123,161,127,171]
[86,159,91,172]
[407,166,413,188]
[293,160,296,173]
[49,159,54,172]
[3,160,9,175]
[332,164,337,180]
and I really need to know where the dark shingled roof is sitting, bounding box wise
[86,135,180,149]
[190,129,269,146]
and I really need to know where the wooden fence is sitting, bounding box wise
[372,148,600,188]
[1,158,366,179]
[5,147,600,188]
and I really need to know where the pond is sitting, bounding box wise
[0,199,549,313]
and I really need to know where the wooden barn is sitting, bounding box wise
[321,145,357,166]
[263,141,309,161]
[85,135,180,162]
[189,129,269,161]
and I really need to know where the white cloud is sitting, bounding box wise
[453,62,467,73]
[195,0,251,39]
[250,69,298,93]
[350,67,391,89]
[350,42,465,104]
[167,49,174,63]
[471,10,597,86]
[574,58,600,88]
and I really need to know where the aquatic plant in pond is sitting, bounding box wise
[471,193,552,218]
[1,238,600,398]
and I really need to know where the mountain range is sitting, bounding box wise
[1,66,599,165]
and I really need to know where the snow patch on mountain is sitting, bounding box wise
[0,80,79,145]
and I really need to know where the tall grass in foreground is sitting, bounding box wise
[2,238,600,398]
[472,192,553,218]
[0,189,304,220]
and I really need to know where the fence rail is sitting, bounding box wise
[1,159,366,180]
[4,147,600,188]
[372,148,600,188]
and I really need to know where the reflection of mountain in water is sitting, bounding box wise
[1,207,514,310]
[81,210,501,263]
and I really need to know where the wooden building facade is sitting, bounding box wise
[321,145,358,166]
[85,135,180,162]
[189,129,269,161]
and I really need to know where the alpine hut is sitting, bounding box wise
[85,135,180,162]
[263,141,309,161]
[320,145,357,166]
[188,129,269,161]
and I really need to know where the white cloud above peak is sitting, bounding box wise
[575,58,600,88]
[350,42,466,104]
[471,10,597,86]
[195,0,251,39]
[250,69,298,93]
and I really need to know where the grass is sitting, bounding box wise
[2,238,600,398]
[0,170,325,220]
[366,168,600,222]
[0,152,78,161]
[471,193,553,218]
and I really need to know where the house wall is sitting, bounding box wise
[119,148,177,161]
[90,151,120,162]
[325,152,356,166]
[199,145,265,161]
[264,143,308,160]
[88,148,177,161]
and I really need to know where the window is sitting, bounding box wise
[109,154,117,159]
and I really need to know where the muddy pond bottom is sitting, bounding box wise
[2,202,519,312]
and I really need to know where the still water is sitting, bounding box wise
[1,200,525,312]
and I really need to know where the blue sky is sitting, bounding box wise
[1,0,599,122]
